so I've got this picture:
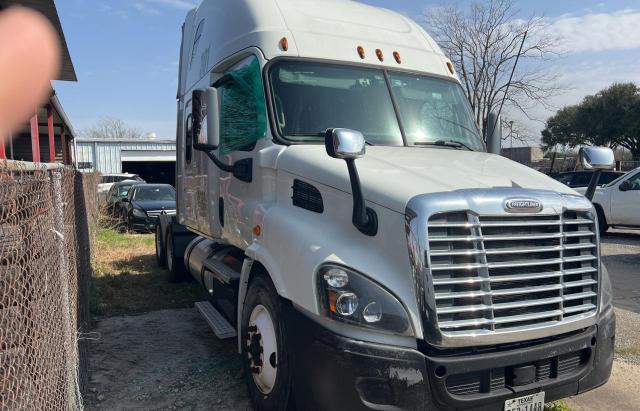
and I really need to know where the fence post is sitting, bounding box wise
[50,171,82,410]
[74,171,91,397]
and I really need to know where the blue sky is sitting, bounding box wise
[54,0,640,142]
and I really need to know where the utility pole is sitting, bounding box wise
[509,121,514,159]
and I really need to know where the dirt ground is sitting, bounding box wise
[84,228,640,411]
[83,309,251,410]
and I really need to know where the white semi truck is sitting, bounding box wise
[155,1,615,409]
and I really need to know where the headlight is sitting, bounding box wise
[317,264,413,336]
[132,209,146,217]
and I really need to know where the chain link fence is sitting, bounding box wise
[0,160,99,410]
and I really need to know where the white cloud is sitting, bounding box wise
[98,3,129,19]
[549,10,640,53]
[144,0,198,10]
[134,3,161,15]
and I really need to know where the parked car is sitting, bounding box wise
[552,170,624,188]
[98,173,145,201]
[119,184,176,232]
[578,167,640,233]
[105,181,144,215]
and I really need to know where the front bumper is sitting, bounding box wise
[130,215,158,231]
[286,304,615,411]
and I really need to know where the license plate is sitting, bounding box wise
[504,392,545,411]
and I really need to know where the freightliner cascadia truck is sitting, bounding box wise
[155,0,615,409]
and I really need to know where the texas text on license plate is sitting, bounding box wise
[504,392,545,411]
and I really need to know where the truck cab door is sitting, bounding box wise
[211,55,268,246]
[610,171,640,226]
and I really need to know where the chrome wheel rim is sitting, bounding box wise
[247,304,277,394]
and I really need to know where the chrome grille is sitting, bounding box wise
[427,211,598,335]
[146,209,176,218]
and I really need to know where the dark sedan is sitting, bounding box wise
[119,184,176,232]
[105,180,144,216]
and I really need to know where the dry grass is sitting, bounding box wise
[91,228,207,318]
[545,401,572,411]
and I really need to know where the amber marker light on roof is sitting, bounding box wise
[446,61,455,75]
[253,225,261,236]
[280,37,289,51]
[393,51,401,64]
[357,46,365,59]
[376,48,384,62]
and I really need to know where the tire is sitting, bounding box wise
[165,226,186,281]
[117,211,127,233]
[155,225,166,267]
[241,275,291,411]
[126,214,135,233]
[595,205,609,236]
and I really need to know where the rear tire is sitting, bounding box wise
[155,225,166,267]
[241,274,291,411]
[117,210,127,233]
[126,214,134,233]
[595,205,608,235]
[165,226,186,281]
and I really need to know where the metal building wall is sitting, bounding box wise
[75,139,176,173]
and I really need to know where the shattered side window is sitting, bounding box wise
[218,56,267,154]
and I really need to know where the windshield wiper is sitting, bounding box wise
[414,140,473,151]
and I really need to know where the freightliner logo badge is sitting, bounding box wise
[504,198,542,213]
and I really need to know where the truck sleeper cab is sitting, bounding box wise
[156,0,615,409]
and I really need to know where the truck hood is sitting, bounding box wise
[276,145,577,213]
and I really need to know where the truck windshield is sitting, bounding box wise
[268,60,484,150]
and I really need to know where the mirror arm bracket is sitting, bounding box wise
[345,158,377,236]
[584,169,603,201]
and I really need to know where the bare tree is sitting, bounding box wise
[424,0,562,142]
[80,117,142,140]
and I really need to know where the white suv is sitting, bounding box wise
[97,173,145,201]
[586,167,640,233]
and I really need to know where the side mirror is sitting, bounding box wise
[325,128,376,236]
[485,112,501,155]
[579,146,615,201]
[579,146,615,170]
[619,180,631,191]
[325,128,366,159]
[192,87,220,151]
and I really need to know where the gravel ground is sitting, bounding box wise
[84,309,251,410]
[613,308,640,365]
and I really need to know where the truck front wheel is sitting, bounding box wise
[242,275,291,410]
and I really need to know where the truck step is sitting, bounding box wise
[203,258,241,284]
[195,301,237,339]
